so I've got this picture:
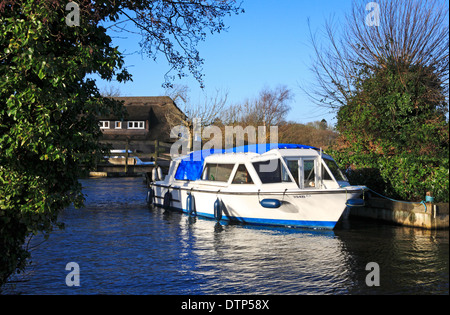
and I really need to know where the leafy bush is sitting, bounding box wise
[332,62,449,203]
[0,0,128,287]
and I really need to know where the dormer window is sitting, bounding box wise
[128,121,145,129]
[99,121,110,129]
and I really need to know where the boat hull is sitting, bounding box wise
[149,183,364,230]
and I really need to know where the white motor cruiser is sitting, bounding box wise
[148,144,366,229]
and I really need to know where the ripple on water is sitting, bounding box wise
[8,177,449,295]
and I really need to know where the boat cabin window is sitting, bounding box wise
[232,164,254,184]
[286,160,299,186]
[285,158,317,188]
[252,159,292,184]
[303,160,316,187]
[284,157,346,188]
[202,163,234,182]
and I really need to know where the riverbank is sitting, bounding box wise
[349,196,449,230]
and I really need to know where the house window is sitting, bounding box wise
[99,121,110,129]
[115,121,122,129]
[127,121,145,129]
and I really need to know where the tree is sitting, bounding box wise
[277,121,338,149]
[307,0,449,201]
[0,0,129,286]
[100,85,122,97]
[222,85,292,126]
[318,119,328,130]
[306,0,448,111]
[0,0,242,288]
[221,85,293,145]
[335,62,449,201]
[105,0,244,88]
[164,84,229,150]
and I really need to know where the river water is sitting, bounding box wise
[8,177,448,295]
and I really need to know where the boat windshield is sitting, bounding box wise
[252,159,292,184]
[286,160,299,186]
[323,159,347,182]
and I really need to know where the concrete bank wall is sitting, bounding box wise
[349,197,449,229]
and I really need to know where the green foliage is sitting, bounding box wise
[333,62,449,202]
[0,0,130,286]
[0,0,242,289]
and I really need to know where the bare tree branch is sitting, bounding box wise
[102,0,244,88]
[304,0,449,111]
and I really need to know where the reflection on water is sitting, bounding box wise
[9,178,449,295]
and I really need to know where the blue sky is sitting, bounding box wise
[97,0,355,125]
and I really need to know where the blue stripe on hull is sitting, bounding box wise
[153,204,337,230]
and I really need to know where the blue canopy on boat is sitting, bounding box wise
[174,143,318,181]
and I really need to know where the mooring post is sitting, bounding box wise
[155,140,159,164]
[125,139,129,174]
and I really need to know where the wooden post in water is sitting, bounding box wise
[154,139,159,165]
[125,139,129,174]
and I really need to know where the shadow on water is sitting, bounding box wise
[8,177,448,295]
